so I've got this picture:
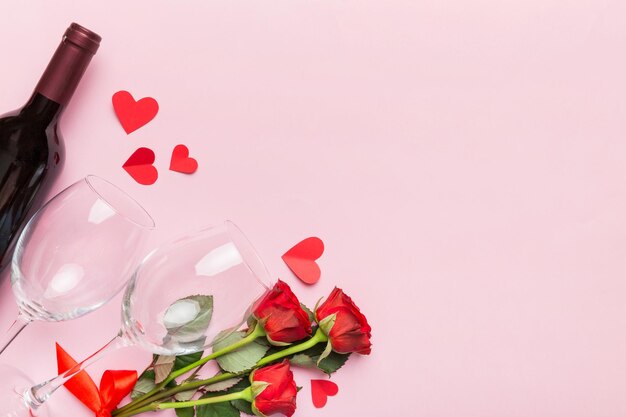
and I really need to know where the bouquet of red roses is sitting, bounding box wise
[100,280,372,417]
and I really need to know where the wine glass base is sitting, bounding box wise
[0,364,48,417]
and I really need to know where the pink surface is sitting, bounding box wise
[1,1,626,416]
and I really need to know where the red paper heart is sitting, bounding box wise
[112,90,159,134]
[123,147,158,185]
[170,144,198,174]
[311,380,339,408]
[282,237,324,285]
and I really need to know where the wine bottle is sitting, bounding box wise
[0,23,101,270]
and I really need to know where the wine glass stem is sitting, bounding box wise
[23,333,128,410]
[0,313,31,356]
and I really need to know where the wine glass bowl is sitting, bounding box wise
[121,221,272,355]
[10,175,155,322]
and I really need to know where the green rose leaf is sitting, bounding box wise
[202,370,251,415]
[174,389,198,402]
[289,353,317,368]
[175,407,196,417]
[318,351,351,374]
[300,303,316,323]
[174,378,199,402]
[131,369,156,400]
[164,295,214,344]
[214,331,270,373]
[204,377,243,392]
[231,399,254,416]
[154,355,176,384]
[196,399,240,417]
[288,343,351,375]
[174,351,204,371]
[151,351,203,384]
[204,378,251,396]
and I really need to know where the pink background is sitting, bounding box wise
[2,1,626,416]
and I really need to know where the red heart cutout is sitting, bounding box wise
[123,147,158,185]
[170,144,198,174]
[311,380,338,408]
[112,90,159,134]
[282,237,324,285]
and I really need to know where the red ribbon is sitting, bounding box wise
[56,343,138,417]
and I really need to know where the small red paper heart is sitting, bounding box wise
[112,90,159,134]
[311,380,339,408]
[170,144,198,174]
[282,237,324,285]
[123,147,158,185]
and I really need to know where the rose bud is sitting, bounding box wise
[316,287,372,355]
[253,280,312,345]
[250,360,298,417]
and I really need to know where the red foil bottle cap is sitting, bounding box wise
[64,23,101,55]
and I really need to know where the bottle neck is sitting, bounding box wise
[34,25,99,108]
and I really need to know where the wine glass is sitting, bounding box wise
[0,175,155,355]
[1,221,272,417]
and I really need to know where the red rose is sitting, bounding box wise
[253,280,312,345]
[316,288,372,355]
[251,360,297,417]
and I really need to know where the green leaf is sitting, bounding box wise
[174,389,198,402]
[300,303,316,323]
[151,351,203,385]
[289,353,316,368]
[204,377,243,392]
[197,373,252,412]
[154,355,176,384]
[174,351,204,371]
[231,400,254,416]
[200,375,252,415]
[164,295,214,344]
[203,378,251,397]
[174,378,199,402]
[318,351,351,374]
[228,378,251,392]
[196,398,240,417]
[288,343,352,375]
[131,370,156,400]
[214,331,270,373]
[175,407,196,417]
[263,344,284,357]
